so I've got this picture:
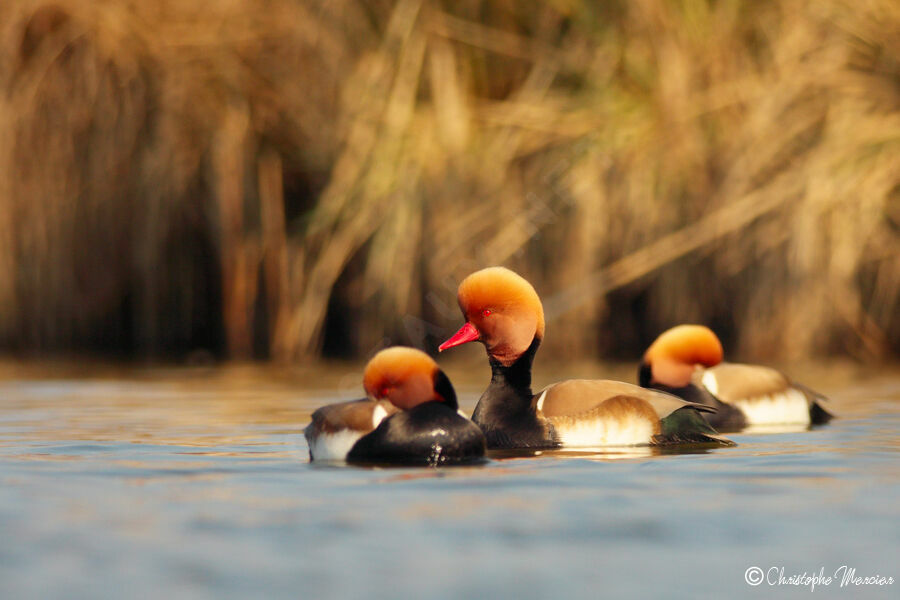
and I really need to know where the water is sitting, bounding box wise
[0,361,898,599]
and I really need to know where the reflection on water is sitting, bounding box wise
[737,423,823,435]
[489,446,664,461]
[0,361,898,599]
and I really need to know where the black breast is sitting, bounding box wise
[471,382,558,450]
[347,403,486,466]
[474,406,557,449]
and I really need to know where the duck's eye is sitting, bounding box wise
[377,384,390,398]
[482,309,492,317]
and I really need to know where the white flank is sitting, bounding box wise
[371,404,388,429]
[701,370,719,396]
[535,390,547,412]
[308,429,364,462]
[555,414,655,447]
[733,389,810,425]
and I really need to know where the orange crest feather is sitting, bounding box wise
[457,267,545,339]
[644,325,724,387]
[363,347,439,398]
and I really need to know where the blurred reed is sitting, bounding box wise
[0,0,898,362]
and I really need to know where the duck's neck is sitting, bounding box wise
[472,337,552,448]
[490,340,537,395]
[473,337,540,421]
[638,361,652,387]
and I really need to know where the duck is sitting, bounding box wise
[438,267,733,449]
[305,346,486,465]
[639,324,834,431]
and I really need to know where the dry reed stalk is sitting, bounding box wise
[0,0,897,361]
[258,149,290,360]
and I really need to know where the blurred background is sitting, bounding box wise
[0,0,898,365]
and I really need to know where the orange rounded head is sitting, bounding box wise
[363,347,457,410]
[438,267,545,366]
[642,325,724,387]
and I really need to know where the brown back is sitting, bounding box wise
[310,398,398,434]
[701,363,791,403]
[538,379,705,420]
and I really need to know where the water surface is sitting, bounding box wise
[1,361,898,599]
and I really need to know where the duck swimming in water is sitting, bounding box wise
[639,324,833,431]
[305,347,486,465]
[439,267,734,449]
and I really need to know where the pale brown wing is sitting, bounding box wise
[307,398,398,435]
[699,363,792,403]
[535,379,713,421]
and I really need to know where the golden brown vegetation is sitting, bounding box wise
[0,0,898,362]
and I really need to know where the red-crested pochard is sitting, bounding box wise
[639,325,833,431]
[438,267,733,449]
[305,347,486,465]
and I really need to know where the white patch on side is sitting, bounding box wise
[308,429,364,462]
[701,371,719,396]
[371,404,388,429]
[535,390,547,412]
[733,388,810,425]
[554,414,655,447]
